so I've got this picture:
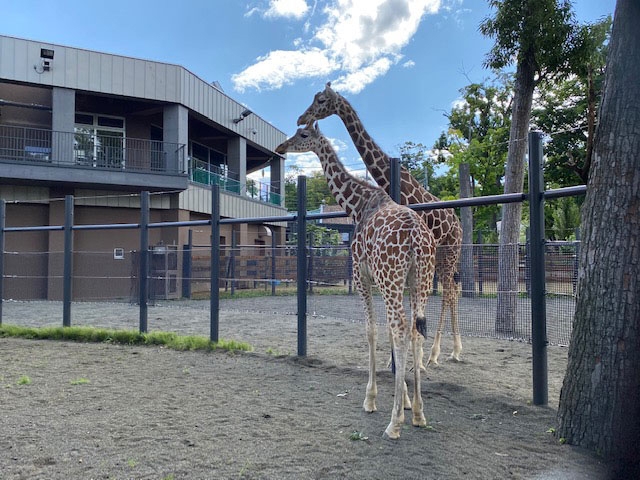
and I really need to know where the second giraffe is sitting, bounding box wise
[297,82,463,365]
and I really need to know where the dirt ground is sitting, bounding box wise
[0,299,608,479]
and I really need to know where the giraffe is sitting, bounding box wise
[297,82,463,366]
[276,124,437,440]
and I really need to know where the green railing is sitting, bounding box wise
[190,160,281,206]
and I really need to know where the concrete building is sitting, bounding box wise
[0,35,287,301]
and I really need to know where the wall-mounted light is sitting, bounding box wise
[233,109,253,123]
[34,48,54,73]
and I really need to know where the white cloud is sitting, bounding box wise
[264,0,310,19]
[331,57,393,94]
[402,59,415,68]
[233,0,442,93]
[233,48,334,92]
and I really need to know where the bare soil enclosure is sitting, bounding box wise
[0,302,608,479]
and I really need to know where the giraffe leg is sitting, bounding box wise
[411,316,427,427]
[385,322,409,439]
[450,296,462,362]
[356,277,378,413]
[427,301,446,366]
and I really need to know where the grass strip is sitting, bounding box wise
[0,324,252,353]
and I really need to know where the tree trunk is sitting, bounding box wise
[459,162,475,297]
[495,50,536,334]
[557,1,640,475]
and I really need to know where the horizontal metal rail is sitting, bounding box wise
[0,185,587,233]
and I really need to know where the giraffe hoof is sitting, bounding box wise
[427,356,439,366]
[363,401,377,413]
[412,415,427,428]
[383,425,401,440]
[449,353,462,362]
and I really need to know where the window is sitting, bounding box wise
[74,113,126,168]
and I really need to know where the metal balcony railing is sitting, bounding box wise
[189,158,282,206]
[0,125,186,175]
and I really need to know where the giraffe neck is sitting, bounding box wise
[336,95,440,204]
[314,135,388,224]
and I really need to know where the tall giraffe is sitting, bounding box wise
[276,124,436,440]
[297,82,463,366]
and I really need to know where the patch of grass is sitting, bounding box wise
[127,458,137,468]
[349,431,369,441]
[17,375,32,385]
[0,324,252,353]
[70,378,91,385]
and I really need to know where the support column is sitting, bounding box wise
[271,155,285,206]
[228,137,247,196]
[52,87,75,165]
[163,104,188,173]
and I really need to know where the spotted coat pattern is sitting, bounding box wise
[297,83,463,365]
[276,124,437,439]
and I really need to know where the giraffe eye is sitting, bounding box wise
[317,96,326,104]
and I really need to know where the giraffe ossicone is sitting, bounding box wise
[298,83,463,366]
[276,124,437,439]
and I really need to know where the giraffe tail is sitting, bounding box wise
[416,316,427,338]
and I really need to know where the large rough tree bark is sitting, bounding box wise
[495,51,535,333]
[557,0,640,475]
[459,162,475,297]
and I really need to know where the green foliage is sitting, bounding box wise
[348,431,369,441]
[17,375,32,385]
[428,74,513,237]
[480,0,579,80]
[0,325,252,353]
[547,196,581,240]
[285,169,337,212]
[287,223,343,249]
[533,16,612,184]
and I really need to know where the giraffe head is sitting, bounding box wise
[297,82,340,127]
[275,123,324,156]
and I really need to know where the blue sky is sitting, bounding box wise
[1,0,616,180]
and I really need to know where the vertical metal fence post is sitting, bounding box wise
[390,157,401,203]
[182,229,192,299]
[271,232,277,296]
[297,175,308,357]
[0,200,4,325]
[63,195,74,327]
[230,229,236,296]
[139,191,149,333]
[308,231,314,294]
[210,184,220,343]
[528,131,548,406]
[477,231,484,294]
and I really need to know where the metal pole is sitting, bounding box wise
[182,229,192,299]
[210,184,220,342]
[528,131,548,406]
[477,230,484,295]
[390,157,401,203]
[271,231,277,296]
[347,231,353,295]
[139,191,149,333]
[0,200,4,325]
[230,229,236,296]
[297,175,308,356]
[63,195,74,327]
[308,231,314,294]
